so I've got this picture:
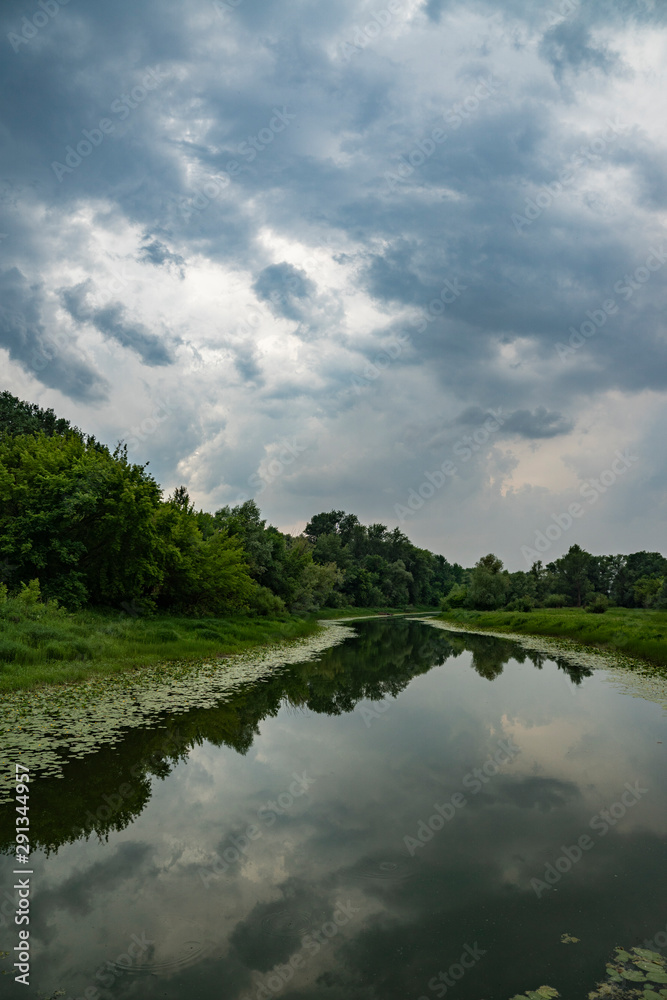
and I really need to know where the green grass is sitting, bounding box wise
[437,607,667,667]
[0,587,440,692]
[312,606,436,620]
[0,594,321,691]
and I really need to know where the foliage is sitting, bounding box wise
[437,607,667,666]
[305,509,463,608]
[441,583,468,609]
[1,393,666,627]
[509,988,559,1000]
[585,594,610,614]
[544,593,568,608]
[466,553,510,610]
[0,389,84,441]
[0,599,318,690]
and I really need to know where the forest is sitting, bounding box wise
[1,390,665,617]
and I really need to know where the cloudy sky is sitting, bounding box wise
[1,0,666,568]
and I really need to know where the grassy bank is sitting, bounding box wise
[437,607,667,667]
[0,595,321,691]
[0,586,438,691]
[313,606,437,620]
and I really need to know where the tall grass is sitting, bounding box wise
[0,581,318,691]
[438,607,667,667]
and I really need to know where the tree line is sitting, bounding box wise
[0,392,461,614]
[445,546,667,613]
[1,391,664,616]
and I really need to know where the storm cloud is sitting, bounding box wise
[0,0,665,565]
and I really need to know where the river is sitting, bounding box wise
[1,617,666,999]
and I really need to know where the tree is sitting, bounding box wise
[466,554,509,610]
[0,430,165,607]
[633,576,664,609]
[549,544,593,607]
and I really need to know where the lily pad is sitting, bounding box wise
[647,974,667,984]
[634,950,665,963]
[621,969,647,981]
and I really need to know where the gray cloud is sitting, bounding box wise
[253,263,316,322]
[139,237,186,276]
[0,0,665,563]
[0,268,108,400]
[502,407,574,438]
[61,281,175,366]
[539,20,623,83]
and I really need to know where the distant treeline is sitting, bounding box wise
[444,548,667,613]
[1,391,664,615]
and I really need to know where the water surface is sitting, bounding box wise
[1,618,666,999]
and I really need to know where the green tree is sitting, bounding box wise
[548,544,593,607]
[633,575,664,609]
[0,432,165,607]
[466,554,509,610]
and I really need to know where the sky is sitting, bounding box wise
[0,0,666,569]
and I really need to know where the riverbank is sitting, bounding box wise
[0,621,357,802]
[0,594,428,692]
[0,606,323,692]
[433,608,667,667]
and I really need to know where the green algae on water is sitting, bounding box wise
[0,623,355,804]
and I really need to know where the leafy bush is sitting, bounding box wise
[543,593,567,608]
[506,596,535,612]
[441,583,468,609]
[249,585,287,616]
[585,594,609,614]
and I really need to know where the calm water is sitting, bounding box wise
[1,619,666,1000]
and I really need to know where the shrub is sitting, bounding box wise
[249,585,287,616]
[441,584,468,610]
[544,593,568,608]
[586,594,609,614]
[506,596,535,612]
